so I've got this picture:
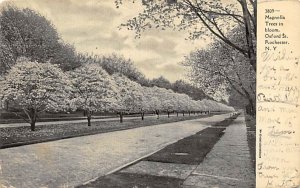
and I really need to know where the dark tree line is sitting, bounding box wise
[0,6,80,75]
[148,77,210,101]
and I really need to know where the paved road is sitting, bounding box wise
[0,113,230,188]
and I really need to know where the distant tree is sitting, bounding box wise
[52,43,81,71]
[68,64,119,126]
[77,53,151,86]
[149,76,172,89]
[98,54,149,84]
[0,6,80,74]
[171,79,209,100]
[0,58,72,131]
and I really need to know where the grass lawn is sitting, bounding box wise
[77,172,184,188]
[144,114,239,165]
[144,127,225,165]
[0,114,213,149]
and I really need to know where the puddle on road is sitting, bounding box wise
[173,153,189,156]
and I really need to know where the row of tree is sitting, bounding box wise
[74,53,211,101]
[117,0,256,118]
[0,6,211,103]
[0,58,234,131]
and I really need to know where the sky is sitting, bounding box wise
[0,0,210,82]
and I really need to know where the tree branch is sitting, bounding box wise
[193,63,248,99]
[201,8,244,25]
[183,0,248,56]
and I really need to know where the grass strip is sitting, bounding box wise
[0,114,213,149]
[0,115,118,124]
[77,172,183,188]
[144,127,225,165]
[143,114,240,165]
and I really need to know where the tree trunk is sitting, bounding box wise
[189,111,191,116]
[30,120,36,131]
[141,112,144,120]
[183,112,185,116]
[25,108,37,131]
[167,111,170,118]
[87,114,91,126]
[176,112,179,117]
[240,0,256,72]
[119,112,123,123]
[246,97,256,117]
[5,101,9,111]
[156,110,159,119]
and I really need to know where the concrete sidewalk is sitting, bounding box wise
[183,114,255,188]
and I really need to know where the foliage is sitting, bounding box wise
[171,79,209,100]
[0,58,72,130]
[112,73,144,113]
[0,6,80,74]
[0,4,238,129]
[149,76,172,89]
[182,36,255,114]
[68,63,119,126]
[143,86,162,113]
[99,54,148,84]
[73,53,210,101]
[118,0,256,71]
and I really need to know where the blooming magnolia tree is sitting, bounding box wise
[159,89,176,118]
[178,93,190,116]
[0,59,72,131]
[197,100,208,114]
[112,73,144,122]
[68,64,119,126]
[189,100,199,115]
[143,86,162,119]
[139,86,152,120]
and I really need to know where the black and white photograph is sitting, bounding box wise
[0,0,257,187]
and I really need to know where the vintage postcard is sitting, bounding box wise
[0,0,298,187]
